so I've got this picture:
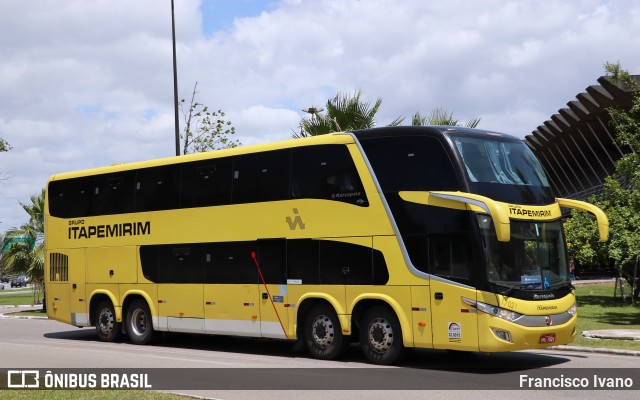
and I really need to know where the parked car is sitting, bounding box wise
[0,276,8,283]
[11,275,28,288]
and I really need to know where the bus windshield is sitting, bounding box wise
[478,216,570,292]
[449,134,554,204]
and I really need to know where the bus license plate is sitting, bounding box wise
[539,333,556,344]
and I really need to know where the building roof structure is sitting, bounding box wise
[524,75,639,201]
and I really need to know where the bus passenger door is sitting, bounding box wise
[429,237,479,351]
[256,239,290,339]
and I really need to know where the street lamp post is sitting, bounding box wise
[171,0,180,156]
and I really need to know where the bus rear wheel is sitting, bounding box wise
[126,299,155,345]
[304,304,348,360]
[95,300,121,342]
[359,305,404,365]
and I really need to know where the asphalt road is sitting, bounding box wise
[0,316,638,399]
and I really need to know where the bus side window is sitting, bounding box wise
[135,165,181,212]
[286,239,320,284]
[360,136,459,192]
[291,145,368,206]
[232,150,291,204]
[404,235,429,274]
[48,177,93,218]
[208,242,258,284]
[93,172,135,216]
[319,240,374,285]
[430,235,471,282]
[257,239,286,284]
[181,158,233,208]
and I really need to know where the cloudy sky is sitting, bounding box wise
[1,0,639,230]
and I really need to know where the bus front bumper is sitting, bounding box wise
[477,312,577,352]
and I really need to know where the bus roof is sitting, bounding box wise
[351,125,520,141]
[48,126,522,183]
[48,132,355,182]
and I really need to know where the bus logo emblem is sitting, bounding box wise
[545,316,552,326]
[286,208,306,230]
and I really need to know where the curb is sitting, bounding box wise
[550,345,640,356]
[0,304,48,320]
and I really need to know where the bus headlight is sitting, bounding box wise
[567,302,577,316]
[462,297,523,322]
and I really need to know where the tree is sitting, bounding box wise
[180,82,241,154]
[564,62,640,299]
[0,137,9,152]
[411,107,481,128]
[0,189,45,304]
[295,91,481,139]
[294,90,402,138]
[0,137,11,184]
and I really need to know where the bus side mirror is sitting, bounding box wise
[399,191,511,242]
[557,198,609,242]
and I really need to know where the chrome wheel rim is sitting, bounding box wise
[130,308,148,336]
[98,307,115,334]
[368,317,393,353]
[311,314,335,349]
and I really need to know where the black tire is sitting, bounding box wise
[359,305,404,365]
[126,299,155,345]
[304,303,349,360]
[95,300,121,342]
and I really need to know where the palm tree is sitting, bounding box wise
[411,107,481,128]
[1,189,45,304]
[294,90,403,138]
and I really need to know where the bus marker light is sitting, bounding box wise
[343,329,350,333]
[252,315,257,319]
[418,322,426,327]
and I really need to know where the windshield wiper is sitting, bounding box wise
[500,286,518,297]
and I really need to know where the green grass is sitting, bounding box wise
[0,291,42,306]
[0,390,187,399]
[573,282,640,351]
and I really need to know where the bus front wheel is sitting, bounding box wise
[304,304,348,360]
[95,300,121,342]
[359,305,404,365]
[126,299,155,345]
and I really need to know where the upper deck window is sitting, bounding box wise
[360,135,459,193]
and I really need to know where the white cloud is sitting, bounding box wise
[1,0,640,229]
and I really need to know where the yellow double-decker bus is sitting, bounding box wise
[45,126,608,365]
